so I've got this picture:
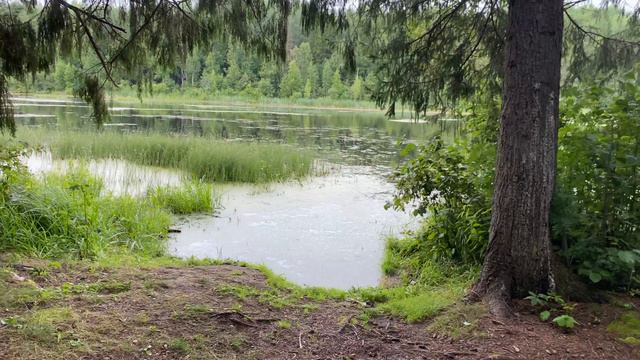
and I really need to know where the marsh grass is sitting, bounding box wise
[21,130,315,183]
[0,169,213,259]
[148,181,217,214]
[15,89,381,111]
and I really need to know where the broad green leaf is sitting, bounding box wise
[618,251,637,265]
[553,315,578,329]
[540,310,551,321]
[399,143,416,157]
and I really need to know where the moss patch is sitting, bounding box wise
[608,311,640,345]
[427,302,487,339]
[378,285,466,323]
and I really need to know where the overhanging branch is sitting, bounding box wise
[564,8,640,47]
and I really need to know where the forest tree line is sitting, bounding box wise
[14,6,635,104]
[19,10,374,101]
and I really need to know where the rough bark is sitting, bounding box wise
[472,0,564,317]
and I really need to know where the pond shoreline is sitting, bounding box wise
[10,92,385,113]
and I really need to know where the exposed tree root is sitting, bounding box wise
[467,278,513,319]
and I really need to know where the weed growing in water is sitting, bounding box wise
[21,130,315,183]
[148,181,216,214]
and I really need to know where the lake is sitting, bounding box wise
[13,96,460,289]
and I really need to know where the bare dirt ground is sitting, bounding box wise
[1,261,638,359]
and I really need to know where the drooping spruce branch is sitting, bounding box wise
[564,9,640,47]
[0,0,292,134]
[300,0,638,117]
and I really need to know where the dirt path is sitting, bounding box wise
[1,262,637,359]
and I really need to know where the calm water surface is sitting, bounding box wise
[13,96,460,289]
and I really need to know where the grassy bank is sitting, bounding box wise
[11,89,382,112]
[17,130,315,183]
[0,168,214,259]
[0,161,475,323]
[2,249,636,359]
[1,131,481,354]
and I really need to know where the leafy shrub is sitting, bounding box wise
[526,292,578,330]
[0,141,25,199]
[555,69,640,290]
[387,69,640,292]
[387,110,495,264]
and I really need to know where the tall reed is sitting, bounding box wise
[148,181,217,215]
[26,131,314,183]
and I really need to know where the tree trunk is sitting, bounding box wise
[472,0,563,317]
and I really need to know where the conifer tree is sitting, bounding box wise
[301,0,640,316]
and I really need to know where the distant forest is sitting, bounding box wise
[12,6,635,102]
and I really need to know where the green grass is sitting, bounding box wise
[148,181,216,214]
[378,285,468,323]
[426,303,487,338]
[382,235,480,287]
[365,235,480,322]
[169,338,191,353]
[0,168,213,260]
[15,307,79,343]
[15,88,382,111]
[68,243,473,323]
[19,130,315,183]
[276,319,292,329]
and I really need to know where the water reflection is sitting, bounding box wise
[24,151,186,197]
[13,97,463,167]
[169,166,416,289]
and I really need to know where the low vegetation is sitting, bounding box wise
[374,235,479,322]
[387,72,640,294]
[148,181,216,215]
[0,153,214,259]
[19,130,315,183]
[607,311,640,345]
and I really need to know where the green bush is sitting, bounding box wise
[554,70,640,290]
[388,69,640,291]
[387,111,495,264]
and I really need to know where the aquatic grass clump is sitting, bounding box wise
[46,132,314,183]
[148,181,216,214]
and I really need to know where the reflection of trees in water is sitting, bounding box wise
[265,119,283,140]
[14,102,462,166]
